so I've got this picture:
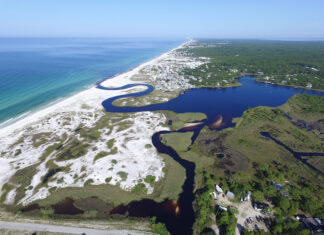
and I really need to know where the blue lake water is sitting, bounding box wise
[99,76,324,235]
[0,38,183,126]
[101,76,324,126]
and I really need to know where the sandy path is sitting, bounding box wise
[0,220,150,235]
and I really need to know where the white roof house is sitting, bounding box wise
[215,185,223,194]
[217,205,228,211]
[244,191,251,201]
[226,191,235,199]
[210,191,217,199]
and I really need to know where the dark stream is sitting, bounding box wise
[260,132,324,175]
[96,76,323,235]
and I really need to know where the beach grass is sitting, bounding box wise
[32,151,186,207]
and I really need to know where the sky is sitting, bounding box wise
[0,0,324,40]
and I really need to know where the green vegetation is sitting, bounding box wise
[14,148,21,156]
[107,138,115,148]
[182,40,324,90]
[193,172,214,234]
[93,151,109,162]
[188,94,324,234]
[144,175,156,187]
[215,208,237,235]
[84,179,94,186]
[105,177,112,183]
[226,102,324,164]
[145,144,152,149]
[0,183,14,203]
[150,153,186,200]
[3,163,39,204]
[117,171,128,181]
[57,139,89,161]
[82,210,98,218]
[271,219,311,235]
[32,132,51,147]
[40,143,61,160]
[157,110,207,130]
[291,94,324,112]
[113,89,179,107]
[161,132,193,152]
[5,44,322,235]
[132,183,148,194]
[151,216,169,235]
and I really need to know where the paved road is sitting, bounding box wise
[0,221,146,235]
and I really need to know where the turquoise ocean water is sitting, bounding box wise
[0,38,183,126]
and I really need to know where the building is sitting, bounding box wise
[226,191,235,199]
[244,191,251,201]
[253,202,269,212]
[302,217,323,233]
[210,191,217,200]
[217,205,228,211]
[215,185,223,194]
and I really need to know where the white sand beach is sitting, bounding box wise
[0,41,191,205]
[0,40,189,139]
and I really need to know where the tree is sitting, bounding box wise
[278,196,290,216]
[252,190,264,203]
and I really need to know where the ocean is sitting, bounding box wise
[0,38,183,126]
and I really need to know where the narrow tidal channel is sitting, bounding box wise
[98,76,324,234]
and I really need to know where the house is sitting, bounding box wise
[244,191,251,201]
[311,67,319,72]
[253,202,269,212]
[302,217,323,233]
[226,191,235,199]
[215,185,223,194]
[273,183,282,190]
[306,83,312,88]
[210,191,217,200]
[217,205,228,211]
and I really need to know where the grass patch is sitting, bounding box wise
[117,171,128,181]
[112,89,179,107]
[225,95,324,185]
[8,163,39,203]
[57,139,89,161]
[161,132,194,152]
[145,144,153,149]
[40,143,61,161]
[150,154,186,201]
[157,111,207,130]
[32,132,51,147]
[105,177,112,183]
[93,151,109,162]
[132,183,148,194]
[84,179,94,186]
[14,149,21,156]
[0,184,14,203]
[144,175,156,187]
[107,138,115,148]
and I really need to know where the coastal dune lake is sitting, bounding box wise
[5,39,324,235]
[98,76,324,235]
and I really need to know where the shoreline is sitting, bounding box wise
[0,40,189,138]
[255,79,324,92]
